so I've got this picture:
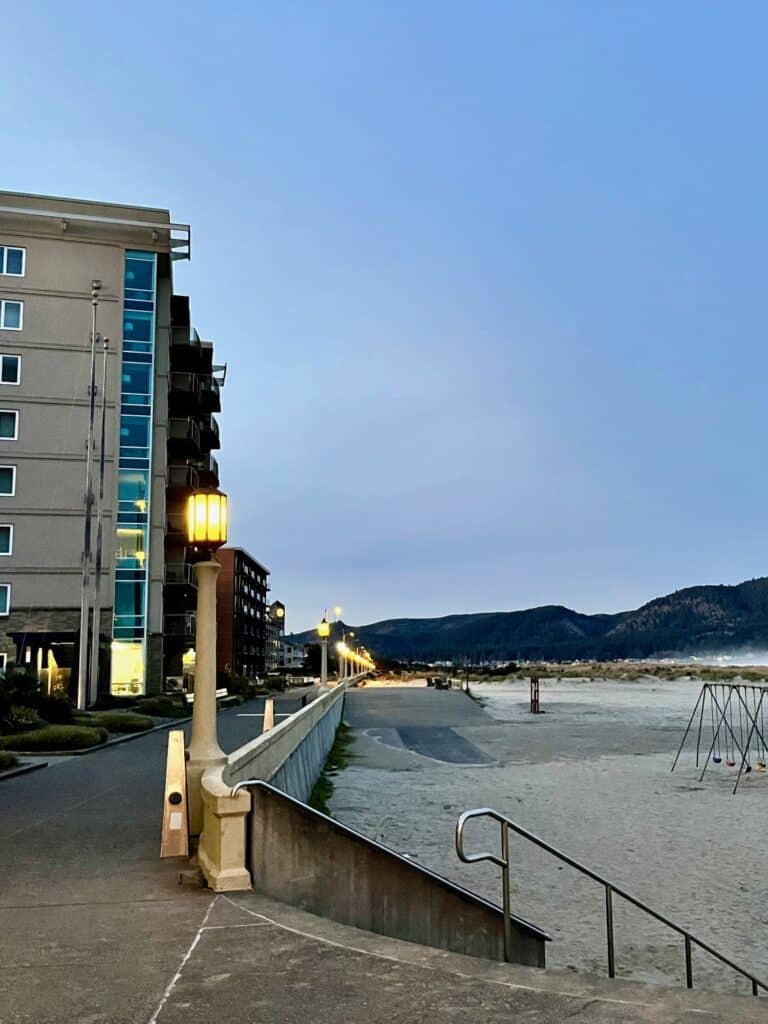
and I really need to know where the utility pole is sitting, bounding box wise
[77,281,101,710]
[88,337,109,705]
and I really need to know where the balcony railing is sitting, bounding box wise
[165,562,197,587]
[199,375,221,413]
[199,415,220,452]
[167,464,199,494]
[168,418,201,457]
[167,511,187,537]
[165,612,196,638]
[196,454,219,487]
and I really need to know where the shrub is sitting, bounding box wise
[90,712,153,734]
[36,696,74,725]
[136,696,188,718]
[8,705,42,729]
[0,725,107,751]
[0,750,18,770]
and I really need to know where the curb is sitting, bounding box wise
[0,760,49,781]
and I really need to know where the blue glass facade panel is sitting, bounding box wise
[111,250,157,695]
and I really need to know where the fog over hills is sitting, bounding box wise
[293,578,768,662]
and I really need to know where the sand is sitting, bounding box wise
[329,679,768,997]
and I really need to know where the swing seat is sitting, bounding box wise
[726,760,736,767]
[712,755,722,764]
[745,765,752,773]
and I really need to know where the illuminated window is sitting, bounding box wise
[109,641,145,696]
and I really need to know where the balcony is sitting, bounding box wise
[169,372,202,415]
[196,454,219,487]
[165,612,196,639]
[165,562,197,587]
[168,418,201,458]
[199,415,220,452]
[199,375,221,413]
[166,510,187,539]
[166,463,199,497]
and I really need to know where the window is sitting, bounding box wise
[0,467,15,495]
[0,247,25,276]
[0,411,18,440]
[0,584,10,615]
[0,355,20,384]
[0,526,12,555]
[0,301,22,330]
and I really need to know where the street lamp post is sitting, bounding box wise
[317,613,330,687]
[185,487,229,835]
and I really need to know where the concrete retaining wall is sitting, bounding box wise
[249,781,548,967]
[198,682,350,892]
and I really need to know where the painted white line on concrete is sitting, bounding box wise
[147,895,217,1024]
[201,922,271,930]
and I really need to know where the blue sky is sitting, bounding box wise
[5,2,767,631]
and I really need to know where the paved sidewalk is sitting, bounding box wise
[0,695,305,1024]
[151,893,767,1024]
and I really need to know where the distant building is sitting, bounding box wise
[216,548,269,678]
[265,600,285,670]
[279,639,307,670]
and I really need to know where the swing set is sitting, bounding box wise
[671,683,768,794]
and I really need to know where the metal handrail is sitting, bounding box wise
[456,806,766,997]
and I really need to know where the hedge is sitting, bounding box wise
[89,712,153,734]
[0,725,107,752]
[0,750,18,770]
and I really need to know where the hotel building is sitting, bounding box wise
[0,191,224,699]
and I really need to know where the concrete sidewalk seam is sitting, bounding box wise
[146,895,216,1024]
[225,896,700,1016]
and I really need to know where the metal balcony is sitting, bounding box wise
[199,415,220,452]
[199,375,221,413]
[169,372,202,415]
[169,325,202,371]
[166,510,187,538]
[196,454,219,487]
[165,562,197,587]
[166,463,199,496]
[165,612,196,638]
[168,418,201,458]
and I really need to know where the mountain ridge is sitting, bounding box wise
[292,577,768,661]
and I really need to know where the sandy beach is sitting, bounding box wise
[330,679,768,996]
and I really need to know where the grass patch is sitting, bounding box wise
[0,725,107,752]
[308,722,356,816]
[0,750,18,770]
[76,712,154,734]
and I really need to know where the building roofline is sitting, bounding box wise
[0,188,170,217]
[220,546,271,575]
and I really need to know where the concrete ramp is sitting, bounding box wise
[248,780,548,967]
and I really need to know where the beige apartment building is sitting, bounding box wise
[0,191,224,700]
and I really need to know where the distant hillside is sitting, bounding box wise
[293,577,768,661]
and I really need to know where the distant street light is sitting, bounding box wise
[317,613,330,687]
[185,488,228,834]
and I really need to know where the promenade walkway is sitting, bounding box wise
[1,687,764,1022]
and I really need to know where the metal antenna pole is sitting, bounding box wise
[88,338,109,705]
[77,282,101,709]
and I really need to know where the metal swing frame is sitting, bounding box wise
[672,682,768,794]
